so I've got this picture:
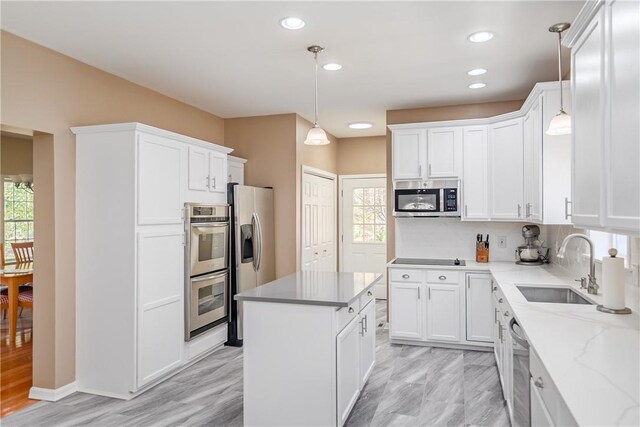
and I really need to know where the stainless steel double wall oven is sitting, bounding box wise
[184,203,230,341]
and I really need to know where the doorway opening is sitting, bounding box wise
[339,174,387,299]
[0,129,36,417]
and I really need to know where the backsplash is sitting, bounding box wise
[546,224,640,312]
[395,218,542,262]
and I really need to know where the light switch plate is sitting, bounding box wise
[498,236,507,248]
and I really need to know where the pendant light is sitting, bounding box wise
[304,45,331,146]
[546,22,572,135]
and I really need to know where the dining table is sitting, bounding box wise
[1,262,33,342]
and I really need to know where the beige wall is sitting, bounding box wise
[224,114,298,277]
[336,136,386,175]
[1,31,225,389]
[1,133,33,175]
[385,99,525,262]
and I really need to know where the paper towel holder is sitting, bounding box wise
[596,248,632,314]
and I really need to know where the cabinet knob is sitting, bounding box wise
[493,286,498,292]
[348,307,354,313]
[504,310,510,317]
[402,274,410,279]
[367,291,373,296]
[498,298,503,303]
[534,377,544,389]
[438,275,447,281]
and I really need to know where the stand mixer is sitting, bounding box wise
[515,225,549,265]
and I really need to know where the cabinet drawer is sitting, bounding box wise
[530,350,577,426]
[336,302,359,333]
[359,288,375,312]
[426,270,459,284]
[389,269,423,283]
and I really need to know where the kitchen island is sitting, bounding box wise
[235,271,382,427]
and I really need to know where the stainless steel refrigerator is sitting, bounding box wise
[226,184,275,346]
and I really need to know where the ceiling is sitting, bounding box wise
[0,1,584,138]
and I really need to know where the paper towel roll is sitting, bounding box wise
[603,254,625,310]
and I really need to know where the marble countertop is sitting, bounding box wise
[234,271,382,307]
[388,258,640,426]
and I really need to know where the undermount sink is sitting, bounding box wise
[516,285,595,305]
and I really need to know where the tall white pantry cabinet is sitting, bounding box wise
[73,123,232,399]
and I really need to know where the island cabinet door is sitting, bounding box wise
[337,316,361,427]
[359,300,376,387]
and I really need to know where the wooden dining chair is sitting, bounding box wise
[1,293,7,319]
[11,242,34,264]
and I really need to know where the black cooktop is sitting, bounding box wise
[392,258,466,266]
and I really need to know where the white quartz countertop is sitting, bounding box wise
[234,271,382,307]
[389,259,640,426]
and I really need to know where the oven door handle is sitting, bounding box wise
[190,222,229,228]
[192,271,227,283]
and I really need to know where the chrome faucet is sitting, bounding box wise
[557,233,599,295]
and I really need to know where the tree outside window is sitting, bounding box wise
[3,180,34,264]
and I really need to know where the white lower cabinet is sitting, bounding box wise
[389,268,490,348]
[337,316,361,426]
[466,273,493,343]
[531,379,555,427]
[426,284,460,342]
[359,299,376,386]
[389,281,424,340]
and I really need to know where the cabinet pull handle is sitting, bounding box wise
[498,298,503,303]
[534,377,544,389]
[363,314,368,333]
[564,197,572,219]
[517,204,522,218]
[206,176,210,188]
[494,308,499,323]
[526,203,531,218]
[402,274,410,279]
[493,286,497,292]
[212,176,216,189]
[418,287,421,299]
[428,164,432,176]
[438,275,446,281]
[419,165,422,177]
[428,288,431,299]
[498,323,503,341]
[464,205,468,217]
[348,307,354,313]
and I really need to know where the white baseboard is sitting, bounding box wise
[29,382,77,401]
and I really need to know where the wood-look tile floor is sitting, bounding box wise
[3,301,508,426]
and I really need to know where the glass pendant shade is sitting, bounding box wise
[304,125,330,145]
[546,110,572,135]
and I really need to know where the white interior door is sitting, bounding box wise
[340,176,387,299]
[301,169,336,272]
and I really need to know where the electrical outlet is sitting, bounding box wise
[498,236,507,248]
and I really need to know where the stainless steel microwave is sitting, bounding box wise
[393,179,460,217]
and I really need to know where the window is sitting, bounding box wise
[588,230,628,265]
[352,187,386,243]
[3,179,34,264]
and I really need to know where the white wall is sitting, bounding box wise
[394,219,540,262]
[547,224,640,312]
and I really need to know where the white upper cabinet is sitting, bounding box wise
[489,118,524,220]
[208,151,227,193]
[571,7,606,229]
[228,155,246,185]
[392,128,426,180]
[137,133,185,226]
[604,0,640,232]
[462,126,489,220]
[427,127,462,178]
[188,146,209,192]
[523,98,543,222]
[565,0,640,234]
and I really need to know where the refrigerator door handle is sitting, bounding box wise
[254,212,262,271]
[251,213,258,272]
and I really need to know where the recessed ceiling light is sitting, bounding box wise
[467,68,487,76]
[279,17,305,30]
[468,31,494,43]
[323,63,342,71]
[348,122,373,129]
[469,83,487,89]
